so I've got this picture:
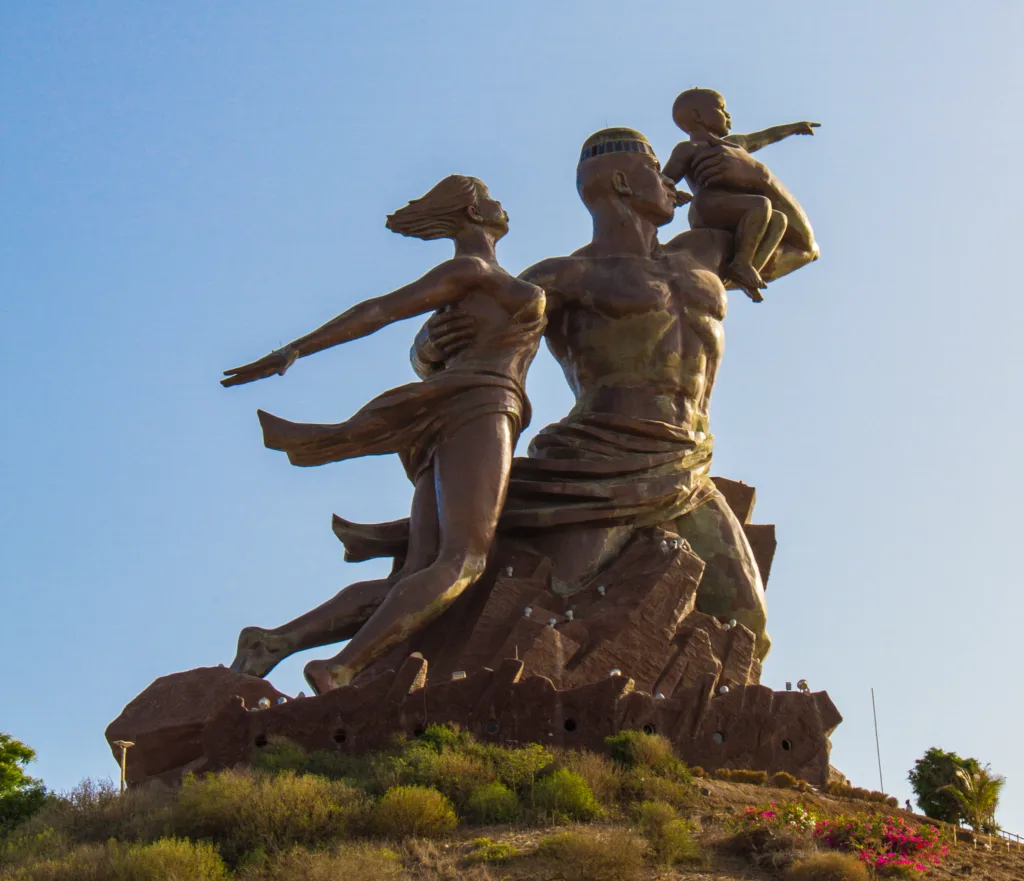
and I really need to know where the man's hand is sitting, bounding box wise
[425,308,476,360]
[790,121,820,136]
[691,142,773,191]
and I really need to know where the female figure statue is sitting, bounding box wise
[222,175,545,692]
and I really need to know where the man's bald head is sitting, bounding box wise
[576,127,676,225]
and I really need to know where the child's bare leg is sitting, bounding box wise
[305,414,513,693]
[693,192,772,300]
[726,195,771,298]
[752,209,788,277]
[231,472,439,678]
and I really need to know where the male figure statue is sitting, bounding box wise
[232,128,818,683]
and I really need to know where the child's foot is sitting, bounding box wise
[726,259,767,295]
[303,659,356,695]
[229,627,291,678]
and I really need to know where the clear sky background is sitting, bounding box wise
[3,1,1022,833]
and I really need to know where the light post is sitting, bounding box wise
[112,740,134,794]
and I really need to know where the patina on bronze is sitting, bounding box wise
[663,88,819,302]
[223,176,546,692]
[226,122,818,683]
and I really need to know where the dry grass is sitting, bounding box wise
[784,851,871,880]
[0,837,227,881]
[6,725,1024,880]
[714,768,769,785]
[527,829,646,881]
[633,800,701,865]
[236,843,403,881]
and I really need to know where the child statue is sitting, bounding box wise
[222,175,545,692]
[664,88,819,301]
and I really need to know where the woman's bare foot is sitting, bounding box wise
[229,626,292,678]
[303,658,355,695]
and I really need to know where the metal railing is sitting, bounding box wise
[995,828,1022,850]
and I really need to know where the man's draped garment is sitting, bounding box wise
[331,408,718,562]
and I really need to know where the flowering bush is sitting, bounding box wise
[814,814,948,875]
[743,801,818,832]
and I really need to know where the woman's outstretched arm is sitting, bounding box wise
[222,257,489,386]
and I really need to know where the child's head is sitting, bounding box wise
[672,88,731,137]
[386,175,508,242]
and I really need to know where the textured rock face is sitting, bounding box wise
[351,527,764,697]
[105,666,286,784]
[106,484,840,788]
[113,655,840,787]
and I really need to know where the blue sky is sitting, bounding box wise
[3,1,1023,833]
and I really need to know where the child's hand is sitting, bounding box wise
[791,121,820,136]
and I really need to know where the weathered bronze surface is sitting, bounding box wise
[664,88,819,302]
[106,92,838,784]
[224,176,545,691]
[223,112,818,695]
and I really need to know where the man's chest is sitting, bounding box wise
[565,257,726,319]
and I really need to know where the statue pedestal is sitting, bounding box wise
[106,526,841,788]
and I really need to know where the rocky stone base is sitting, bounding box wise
[106,477,838,789]
[351,525,764,697]
[106,656,841,788]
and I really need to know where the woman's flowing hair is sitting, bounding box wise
[386,175,486,241]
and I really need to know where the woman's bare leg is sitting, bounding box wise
[230,472,439,678]
[305,414,513,692]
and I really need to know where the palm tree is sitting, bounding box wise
[939,765,1005,832]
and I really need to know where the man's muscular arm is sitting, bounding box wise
[688,142,819,282]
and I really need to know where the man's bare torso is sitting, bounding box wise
[522,228,732,434]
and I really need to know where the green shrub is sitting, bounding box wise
[0,824,71,871]
[301,750,366,782]
[771,771,800,788]
[620,769,696,812]
[174,769,363,863]
[464,782,519,824]
[237,843,402,880]
[117,838,228,880]
[533,770,601,822]
[464,837,520,864]
[482,743,553,792]
[534,830,645,881]
[605,731,687,777]
[634,800,700,865]
[4,779,175,852]
[552,749,621,806]
[249,737,308,775]
[2,838,228,881]
[416,723,468,753]
[366,786,457,839]
[407,746,494,809]
[784,851,871,881]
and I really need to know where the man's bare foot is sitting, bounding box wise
[229,626,292,678]
[303,658,355,695]
[727,258,766,303]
